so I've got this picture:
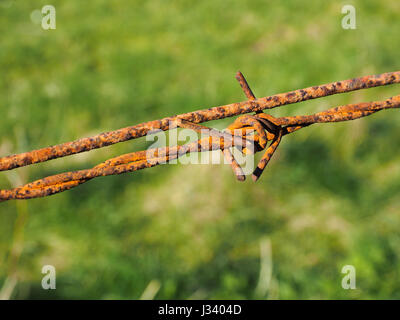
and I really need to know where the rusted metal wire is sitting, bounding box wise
[1,71,399,172]
[0,70,399,201]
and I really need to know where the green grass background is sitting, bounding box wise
[0,0,400,299]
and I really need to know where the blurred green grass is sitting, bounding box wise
[0,0,400,299]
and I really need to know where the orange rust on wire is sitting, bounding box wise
[227,71,258,180]
[175,118,249,181]
[0,136,230,200]
[1,94,399,201]
[0,71,400,201]
[235,71,256,101]
[1,71,399,172]
[234,71,283,179]
[252,128,283,182]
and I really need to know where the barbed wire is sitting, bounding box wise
[0,71,399,201]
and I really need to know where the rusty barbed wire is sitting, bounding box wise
[1,70,399,172]
[0,70,399,201]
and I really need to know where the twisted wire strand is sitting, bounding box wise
[0,71,399,172]
[0,71,399,201]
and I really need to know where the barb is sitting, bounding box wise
[0,70,399,201]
